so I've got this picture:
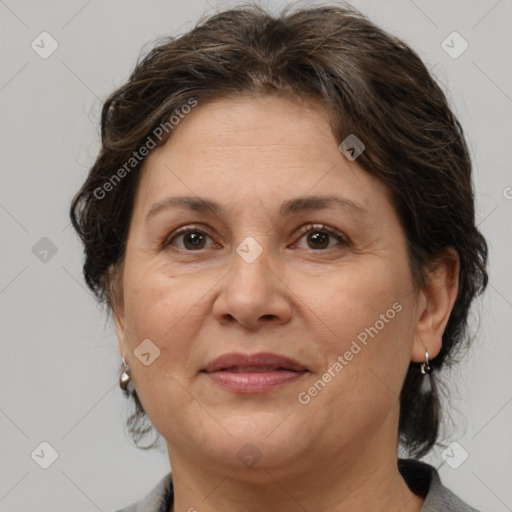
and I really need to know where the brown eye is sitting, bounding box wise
[182,231,207,250]
[293,224,348,251]
[164,228,216,251]
[306,231,330,249]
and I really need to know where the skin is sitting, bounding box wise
[112,94,459,512]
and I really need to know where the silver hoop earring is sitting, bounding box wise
[420,351,432,374]
[119,357,134,394]
[419,351,432,394]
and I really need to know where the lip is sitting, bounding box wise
[202,352,308,393]
[202,352,307,373]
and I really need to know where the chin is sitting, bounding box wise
[199,416,309,471]
[205,439,304,483]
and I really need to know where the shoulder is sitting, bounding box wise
[112,472,173,512]
[399,458,482,512]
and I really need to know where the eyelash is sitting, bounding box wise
[161,223,349,252]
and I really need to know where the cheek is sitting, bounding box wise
[304,260,409,342]
[119,266,205,432]
[301,261,415,397]
[124,258,197,328]
[121,264,199,366]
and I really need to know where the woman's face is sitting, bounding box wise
[113,94,429,477]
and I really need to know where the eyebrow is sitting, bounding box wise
[145,194,367,223]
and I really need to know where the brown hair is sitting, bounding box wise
[70,3,488,457]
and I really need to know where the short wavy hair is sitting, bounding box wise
[70,3,488,457]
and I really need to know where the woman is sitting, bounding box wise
[70,4,488,511]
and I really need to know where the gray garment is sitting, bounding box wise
[114,459,482,512]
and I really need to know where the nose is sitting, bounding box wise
[212,244,293,330]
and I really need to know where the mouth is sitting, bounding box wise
[213,365,299,372]
[201,352,308,393]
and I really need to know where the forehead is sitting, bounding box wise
[164,94,336,163]
[133,94,389,218]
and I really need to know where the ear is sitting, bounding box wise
[411,248,460,363]
[113,304,129,359]
[108,264,129,358]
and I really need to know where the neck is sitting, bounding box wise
[167,414,424,512]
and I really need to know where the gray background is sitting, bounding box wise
[1,0,511,510]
